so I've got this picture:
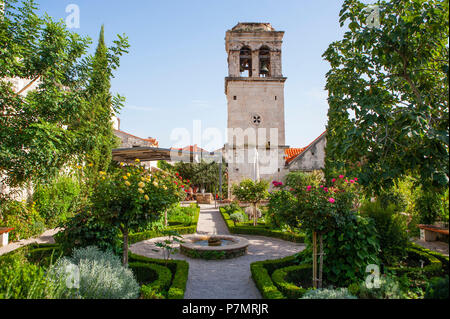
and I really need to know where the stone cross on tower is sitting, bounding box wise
[224,23,289,196]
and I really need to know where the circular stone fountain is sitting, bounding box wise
[180,235,249,259]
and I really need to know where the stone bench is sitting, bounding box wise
[418,224,449,242]
[0,227,14,247]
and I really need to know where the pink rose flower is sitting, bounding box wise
[350,180,355,184]
[324,187,328,193]
[328,198,335,203]
[339,175,344,179]
[332,178,336,183]
[306,185,312,191]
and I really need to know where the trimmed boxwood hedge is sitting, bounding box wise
[409,242,449,274]
[129,252,189,299]
[129,262,172,298]
[129,207,200,244]
[271,264,312,299]
[220,209,305,243]
[386,247,442,278]
[250,254,299,299]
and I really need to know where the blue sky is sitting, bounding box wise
[37,0,353,150]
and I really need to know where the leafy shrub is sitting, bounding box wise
[299,214,380,287]
[349,274,407,299]
[268,190,297,228]
[167,204,197,226]
[0,199,45,241]
[54,209,121,255]
[49,246,140,299]
[220,209,305,243]
[425,276,449,299]
[33,175,82,228]
[301,288,357,299]
[229,212,245,225]
[0,252,65,299]
[415,190,442,224]
[360,200,409,265]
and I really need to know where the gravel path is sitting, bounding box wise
[0,229,58,256]
[130,204,305,299]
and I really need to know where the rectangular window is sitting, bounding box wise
[233,96,237,100]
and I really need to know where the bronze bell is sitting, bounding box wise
[260,63,269,74]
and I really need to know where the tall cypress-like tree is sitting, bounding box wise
[85,25,120,173]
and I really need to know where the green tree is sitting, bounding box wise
[323,0,449,195]
[0,0,129,189]
[231,179,269,226]
[81,25,124,175]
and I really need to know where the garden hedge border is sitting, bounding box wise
[220,209,305,243]
[128,262,172,298]
[271,264,312,299]
[409,242,449,273]
[386,247,442,277]
[250,255,299,299]
[129,252,189,299]
[128,206,200,244]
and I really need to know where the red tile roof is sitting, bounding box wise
[285,131,327,165]
[285,147,307,164]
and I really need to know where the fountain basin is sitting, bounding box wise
[180,235,249,260]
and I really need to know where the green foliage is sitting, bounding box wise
[229,212,245,225]
[271,264,312,299]
[33,174,82,228]
[284,171,322,189]
[49,246,140,299]
[250,255,299,299]
[54,208,121,255]
[0,0,129,188]
[220,208,305,243]
[267,190,297,229]
[386,248,442,278]
[167,204,198,226]
[173,159,226,194]
[360,200,409,265]
[312,214,380,287]
[0,249,65,299]
[415,190,443,224]
[90,162,184,264]
[232,179,269,204]
[323,0,449,194]
[0,199,45,241]
[154,230,184,262]
[129,252,189,299]
[424,276,449,299]
[129,262,172,299]
[128,204,200,244]
[301,288,357,299]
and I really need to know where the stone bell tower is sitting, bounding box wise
[224,23,288,193]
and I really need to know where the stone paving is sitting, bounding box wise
[0,228,58,256]
[130,204,305,299]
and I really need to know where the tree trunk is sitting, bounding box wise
[164,209,168,227]
[253,203,257,226]
[122,228,129,266]
[312,231,317,289]
[319,234,323,289]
